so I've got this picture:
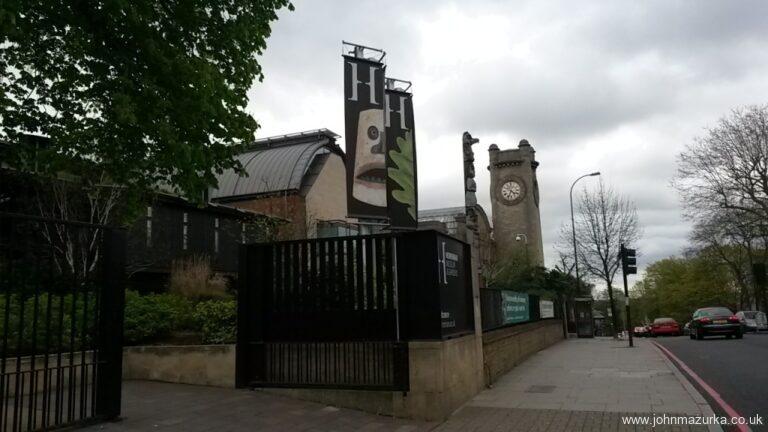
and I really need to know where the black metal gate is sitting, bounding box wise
[0,213,125,432]
[237,234,409,391]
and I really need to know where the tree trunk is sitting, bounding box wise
[606,282,619,335]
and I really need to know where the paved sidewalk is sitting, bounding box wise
[82,338,716,431]
[435,337,713,431]
[83,381,435,432]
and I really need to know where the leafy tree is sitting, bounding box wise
[630,254,738,326]
[674,105,768,312]
[484,249,581,298]
[594,288,626,335]
[1,0,293,201]
[692,217,768,311]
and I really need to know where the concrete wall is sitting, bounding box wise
[120,321,561,420]
[122,345,235,388]
[262,334,484,422]
[482,319,563,386]
[397,334,484,420]
[121,337,482,421]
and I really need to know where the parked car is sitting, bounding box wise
[682,321,691,335]
[735,311,768,332]
[633,326,648,337]
[689,307,742,340]
[650,318,681,337]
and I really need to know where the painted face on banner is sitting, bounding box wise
[352,108,386,207]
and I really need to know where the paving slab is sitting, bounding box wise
[80,381,435,432]
[433,337,718,431]
[466,338,703,415]
[79,337,719,432]
[434,406,708,432]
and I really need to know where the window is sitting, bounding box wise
[697,307,733,317]
[214,217,220,254]
[146,206,153,247]
[182,212,189,250]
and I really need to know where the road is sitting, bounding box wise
[655,333,768,430]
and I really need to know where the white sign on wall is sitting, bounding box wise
[539,300,555,319]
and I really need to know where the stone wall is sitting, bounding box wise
[398,334,484,420]
[122,345,235,388]
[488,141,545,266]
[262,334,484,422]
[120,322,561,420]
[482,319,564,386]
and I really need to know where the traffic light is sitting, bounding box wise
[620,244,637,275]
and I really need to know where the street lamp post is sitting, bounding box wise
[570,172,600,296]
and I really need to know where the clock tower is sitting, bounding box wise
[488,139,544,266]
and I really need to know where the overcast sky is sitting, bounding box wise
[246,1,768,278]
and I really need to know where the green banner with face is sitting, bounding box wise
[501,291,530,324]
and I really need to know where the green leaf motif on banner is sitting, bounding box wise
[388,131,416,220]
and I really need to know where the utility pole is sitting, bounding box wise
[619,244,637,347]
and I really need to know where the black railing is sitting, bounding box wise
[0,213,125,432]
[237,234,408,391]
[237,230,474,392]
[260,341,408,390]
[261,235,398,342]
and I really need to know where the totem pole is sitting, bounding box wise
[462,131,480,230]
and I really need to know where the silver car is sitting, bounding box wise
[735,311,768,332]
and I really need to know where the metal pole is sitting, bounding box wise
[569,183,580,296]
[569,172,600,296]
[621,244,634,347]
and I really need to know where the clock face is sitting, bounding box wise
[501,181,522,201]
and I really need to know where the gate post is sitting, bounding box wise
[236,244,251,388]
[95,228,126,420]
[236,243,270,388]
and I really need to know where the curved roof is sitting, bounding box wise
[211,129,343,201]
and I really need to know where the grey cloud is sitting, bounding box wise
[247,0,768,275]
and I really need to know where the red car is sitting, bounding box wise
[650,317,680,336]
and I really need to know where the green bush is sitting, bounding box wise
[1,289,236,349]
[193,299,236,344]
[123,290,234,345]
[123,290,194,345]
[123,291,171,344]
[0,290,98,355]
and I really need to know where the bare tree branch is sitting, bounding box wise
[563,179,642,332]
[675,105,768,312]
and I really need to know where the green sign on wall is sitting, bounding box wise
[501,291,530,324]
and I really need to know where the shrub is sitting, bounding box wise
[0,291,97,355]
[193,299,236,344]
[169,255,229,299]
[123,290,194,345]
[122,289,237,346]
[123,290,172,344]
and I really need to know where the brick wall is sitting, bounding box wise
[304,153,348,236]
[228,194,307,240]
[482,319,564,386]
